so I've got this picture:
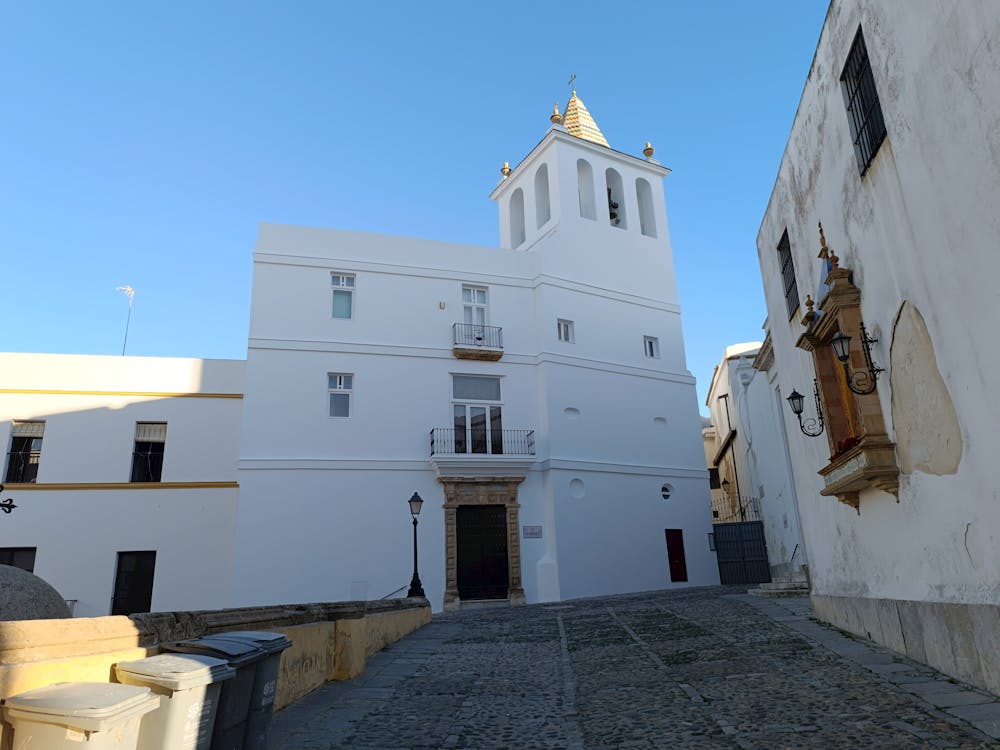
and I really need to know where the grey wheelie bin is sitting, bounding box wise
[161,637,263,750]
[1,682,159,749]
[114,652,235,750]
[205,631,291,750]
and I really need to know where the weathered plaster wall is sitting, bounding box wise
[889,302,962,475]
[756,0,1000,638]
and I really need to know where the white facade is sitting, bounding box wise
[0,97,717,617]
[234,104,717,610]
[757,0,1000,691]
[704,342,806,578]
[0,353,243,617]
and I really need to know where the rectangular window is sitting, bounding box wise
[111,550,156,615]
[328,373,353,417]
[841,26,887,176]
[777,230,799,320]
[708,467,721,489]
[452,374,501,401]
[0,547,36,573]
[643,336,660,359]
[462,285,488,326]
[557,319,574,343]
[331,273,355,319]
[5,421,44,483]
[131,423,166,482]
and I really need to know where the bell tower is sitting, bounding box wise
[490,90,677,304]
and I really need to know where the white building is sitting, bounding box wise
[703,342,807,580]
[757,0,1000,692]
[233,93,718,610]
[0,93,717,617]
[0,353,243,617]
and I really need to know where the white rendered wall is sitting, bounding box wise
[0,353,243,616]
[239,110,713,610]
[756,0,1000,605]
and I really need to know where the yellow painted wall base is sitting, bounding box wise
[0,600,430,746]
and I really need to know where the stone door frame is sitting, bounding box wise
[440,476,525,611]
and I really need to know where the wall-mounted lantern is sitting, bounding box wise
[830,322,884,395]
[786,380,825,437]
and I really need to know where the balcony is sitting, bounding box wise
[429,427,535,478]
[452,323,503,361]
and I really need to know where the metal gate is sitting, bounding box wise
[712,521,771,585]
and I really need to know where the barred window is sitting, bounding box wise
[131,422,166,482]
[778,230,799,319]
[841,27,887,176]
[5,421,44,484]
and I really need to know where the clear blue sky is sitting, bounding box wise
[0,1,828,411]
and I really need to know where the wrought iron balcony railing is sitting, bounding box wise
[430,428,535,457]
[453,323,503,350]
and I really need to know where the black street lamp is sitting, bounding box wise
[0,485,17,515]
[406,492,425,598]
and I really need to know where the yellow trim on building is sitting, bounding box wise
[0,389,243,399]
[5,482,239,490]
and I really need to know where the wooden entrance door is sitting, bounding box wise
[457,505,509,599]
[664,529,688,583]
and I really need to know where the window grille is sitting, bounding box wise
[841,27,887,175]
[778,231,800,319]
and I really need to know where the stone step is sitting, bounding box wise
[760,580,809,590]
[459,599,510,610]
[747,584,809,598]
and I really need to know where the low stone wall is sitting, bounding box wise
[812,594,1000,696]
[0,598,430,747]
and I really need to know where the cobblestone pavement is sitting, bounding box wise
[270,588,1000,749]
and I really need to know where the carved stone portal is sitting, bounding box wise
[440,476,525,611]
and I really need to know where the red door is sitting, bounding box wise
[664,529,688,582]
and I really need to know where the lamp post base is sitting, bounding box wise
[407,577,425,598]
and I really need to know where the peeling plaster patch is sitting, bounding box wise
[890,302,962,475]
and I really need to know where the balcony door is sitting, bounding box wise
[452,374,504,455]
[459,286,488,346]
[453,404,503,454]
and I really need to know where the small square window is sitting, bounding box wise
[331,273,355,319]
[329,373,353,417]
[643,336,660,359]
[557,319,575,343]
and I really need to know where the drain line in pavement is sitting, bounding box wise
[556,613,587,750]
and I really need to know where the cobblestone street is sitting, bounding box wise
[271,588,1000,749]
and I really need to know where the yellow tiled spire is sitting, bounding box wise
[561,91,610,148]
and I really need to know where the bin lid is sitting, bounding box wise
[161,637,261,667]
[207,630,293,654]
[2,682,153,719]
[115,653,237,691]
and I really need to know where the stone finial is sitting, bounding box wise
[501,161,512,178]
[550,103,563,124]
[643,141,655,158]
[818,221,840,267]
[801,294,816,327]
